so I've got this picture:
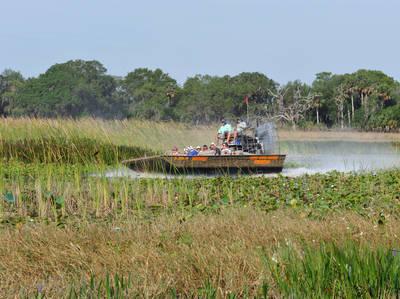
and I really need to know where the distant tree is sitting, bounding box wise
[177,72,277,123]
[350,70,396,124]
[270,81,316,129]
[334,84,347,129]
[0,69,24,116]
[1,59,399,131]
[311,70,398,129]
[177,75,221,123]
[11,60,118,117]
[232,72,277,119]
[311,72,343,127]
[123,68,179,121]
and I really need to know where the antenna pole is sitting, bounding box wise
[246,101,249,124]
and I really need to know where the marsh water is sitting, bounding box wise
[281,140,400,176]
[105,140,400,178]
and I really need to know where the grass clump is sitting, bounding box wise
[0,137,156,164]
[267,242,400,298]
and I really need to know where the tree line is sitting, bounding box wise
[1,59,400,130]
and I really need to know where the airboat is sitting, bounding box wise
[122,122,286,174]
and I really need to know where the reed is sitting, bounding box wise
[0,137,154,164]
[0,117,215,151]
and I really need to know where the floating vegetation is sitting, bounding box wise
[1,163,399,224]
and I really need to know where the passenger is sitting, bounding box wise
[171,146,179,155]
[221,142,232,155]
[208,142,217,155]
[187,146,199,157]
[198,144,209,155]
[233,118,247,144]
[209,142,221,155]
[217,119,233,145]
[215,147,221,156]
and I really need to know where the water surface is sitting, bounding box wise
[282,140,400,176]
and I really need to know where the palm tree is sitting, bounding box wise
[335,85,347,129]
[361,86,375,120]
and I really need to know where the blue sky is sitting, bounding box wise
[1,0,399,85]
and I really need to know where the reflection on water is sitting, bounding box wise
[104,141,400,178]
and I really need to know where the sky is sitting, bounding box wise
[1,0,399,85]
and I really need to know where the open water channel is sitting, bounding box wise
[281,140,400,176]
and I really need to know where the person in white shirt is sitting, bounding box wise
[233,118,247,144]
[217,119,233,145]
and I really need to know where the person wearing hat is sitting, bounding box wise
[217,119,233,145]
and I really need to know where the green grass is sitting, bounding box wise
[267,242,400,298]
[64,274,270,298]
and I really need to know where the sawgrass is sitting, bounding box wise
[63,242,400,298]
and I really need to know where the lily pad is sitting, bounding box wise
[55,196,65,207]
[3,191,16,204]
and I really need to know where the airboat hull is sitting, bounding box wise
[122,154,286,174]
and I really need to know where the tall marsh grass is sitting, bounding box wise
[0,117,215,151]
[0,137,154,164]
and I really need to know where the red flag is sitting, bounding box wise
[243,95,249,105]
